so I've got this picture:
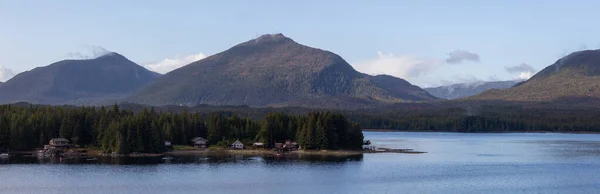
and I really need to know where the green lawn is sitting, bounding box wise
[172,145,200,151]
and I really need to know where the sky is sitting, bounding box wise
[1,0,600,87]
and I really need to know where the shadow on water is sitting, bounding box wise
[0,153,364,165]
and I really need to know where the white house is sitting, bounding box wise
[231,140,244,149]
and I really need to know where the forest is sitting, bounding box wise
[0,104,364,153]
[120,102,600,133]
[3,101,600,153]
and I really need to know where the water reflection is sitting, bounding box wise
[0,153,364,165]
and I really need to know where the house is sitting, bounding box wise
[164,141,173,150]
[191,137,208,148]
[49,138,71,148]
[275,140,299,151]
[231,140,244,149]
[283,140,299,151]
[252,142,265,148]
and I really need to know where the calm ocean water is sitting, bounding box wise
[1,132,599,194]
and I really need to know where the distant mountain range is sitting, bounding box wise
[126,34,436,108]
[473,49,600,101]
[4,34,600,108]
[0,53,160,105]
[425,80,520,99]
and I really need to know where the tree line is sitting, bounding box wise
[0,104,364,153]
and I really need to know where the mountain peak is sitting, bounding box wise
[239,33,294,47]
[95,52,128,60]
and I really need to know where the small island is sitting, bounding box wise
[1,104,416,159]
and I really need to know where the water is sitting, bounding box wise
[1,132,600,194]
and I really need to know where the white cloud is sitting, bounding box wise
[0,65,15,82]
[353,51,443,81]
[505,63,536,80]
[144,53,207,74]
[516,72,534,80]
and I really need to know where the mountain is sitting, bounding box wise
[0,52,160,105]
[473,49,600,101]
[425,80,520,99]
[127,34,436,108]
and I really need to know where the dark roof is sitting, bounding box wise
[191,137,207,142]
[51,138,70,142]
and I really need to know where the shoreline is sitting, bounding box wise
[10,147,425,158]
[164,148,425,157]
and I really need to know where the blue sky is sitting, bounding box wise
[1,0,600,87]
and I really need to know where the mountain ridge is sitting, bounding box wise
[425,80,520,99]
[0,52,160,105]
[127,34,436,108]
[473,49,600,101]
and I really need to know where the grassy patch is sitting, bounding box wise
[173,145,200,151]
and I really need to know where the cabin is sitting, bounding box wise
[49,138,71,148]
[283,140,299,151]
[164,141,173,150]
[275,143,283,149]
[252,142,265,148]
[231,140,244,149]
[191,137,208,148]
[275,140,299,151]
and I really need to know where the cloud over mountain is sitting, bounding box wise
[353,51,443,80]
[66,45,112,59]
[505,63,536,80]
[144,53,207,74]
[0,65,15,82]
[445,50,480,64]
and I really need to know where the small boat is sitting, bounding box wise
[0,153,9,158]
[162,156,174,160]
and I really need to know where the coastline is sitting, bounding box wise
[11,146,426,159]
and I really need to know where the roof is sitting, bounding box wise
[191,137,207,142]
[51,138,70,142]
[231,140,244,145]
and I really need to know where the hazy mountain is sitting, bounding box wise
[127,34,436,108]
[0,52,160,105]
[425,80,520,99]
[474,49,600,101]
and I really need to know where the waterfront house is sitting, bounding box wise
[191,137,208,148]
[275,140,299,151]
[283,140,299,151]
[49,138,71,148]
[231,140,244,149]
[164,141,173,150]
[252,142,265,148]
